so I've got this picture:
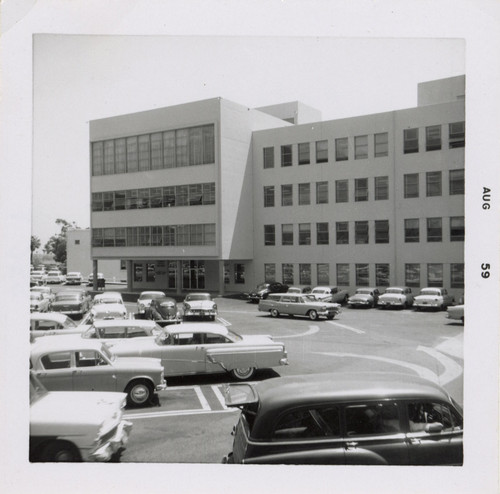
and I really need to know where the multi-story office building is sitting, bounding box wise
[90,75,465,298]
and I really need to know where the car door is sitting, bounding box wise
[34,351,74,391]
[343,401,409,465]
[72,349,118,392]
[160,332,207,375]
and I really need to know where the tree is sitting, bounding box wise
[31,235,41,263]
[44,219,79,264]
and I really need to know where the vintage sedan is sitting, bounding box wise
[30,270,47,286]
[247,282,289,303]
[311,286,350,304]
[347,288,380,308]
[414,287,455,311]
[259,293,341,320]
[222,372,463,465]
[31,285,55,303]
[287,286,312,294]
[377,287,415,309]
[51,290,91,319]
[446,304,465,324]
[65,271,83,285]
[183,292,218,321]
[81,319,163,343]
[30,312,90,340]
[81,303,128,324]
[30,371,132,462]
[46,270,65,284]
[136,291,166,317]
[88,272,106,288]
[30,292,51,313]
[110,323,288,381]
[147,296,181,326]
[30,337,166,407]
[93,291,125,306]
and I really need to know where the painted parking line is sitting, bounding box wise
[124,408,237,420]
[279,325,320,338]
[194,386,211,410]
[326,321,366,334]
[212,385,228,409]
[217,317,231,326]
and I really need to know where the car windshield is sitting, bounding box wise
[48,271,60,276]
[312,288,326,293]
[30,372,48,404]
[185,294,211,301]
[30,293,43,300]
[385,288,403,294]
[356,289,372,294]
[420,289,441,296]
[303,295,318,302]
[227,330,243,342]
[95,298,120,304]
[139,292,164,300]
[55,293,80,301]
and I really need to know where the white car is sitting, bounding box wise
[65,271,82,285]
[446,304,464,324]
[30,312,90,340]
[46,270,65,284]
[81,303,128,324]
[136,291,166,317]
[81,319,163,343]
[30,270,47,285]
[414,287,454,311]
[183,292,218,320]
[378,287,415,309]
[93,291,124,306]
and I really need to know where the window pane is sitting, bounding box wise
[104,140,115,175]
[336,180,348,203]
[404,128,419,154]
[337,264,349,286]
[317,223,329,245]
[263,147,274,169]
[264,263,276,283]
[426,171,442,197]
[189,184,203,205]
[376,264,390,286]
[176,185,188,206]
[176,129,189,167]
[298,142,310,165]
[375,220,389,243]
[405,218,419,243]
[92,142,104,176]
[449,169,464,195]
[317,264,329,285]
[355,135,368,160]
[264,225,275,246]
[92,193,103,212]
[336,222,349,244]
[375,176,389,200]
[299,224,311,245]
[426,125,441,151]
[355,221,369,244]
[405,264,420,288]
[316,182,328,204]
[316,140,328,163]
[356,264,369,286]
[202,125,215,164]
[282,224,293,245]
[126,137,138,172]
[282,263,294,285]
[451,263,464,288]
[346,402,400,435]
[374,132,388,157]
[404,174,419,198]
[427,264,443,287]
[151,133,163,170]
[449,121,465,148]
[335,137,348,161]
[114,191,125,210]
[450,216,465,241]
[298,183,310,205]
[138,134,150,171]
[264,186,275,207]
[115,138,127,174]
[202,183,216,205]
[299,264,311,284]
[427,218,442,242]
[189,127,203,166]
[355,178,368,202]
[281,145,293,167]
[163,131,175,168]
[281,184,293,206]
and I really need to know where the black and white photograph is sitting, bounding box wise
[1,1,499,493]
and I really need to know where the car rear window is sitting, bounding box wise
[273,406,341,439]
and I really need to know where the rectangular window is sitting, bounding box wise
[126,227,138,247]
[426,125,441,151]
[316,181,328,204]
[163,226,176,246]
[335,180,348,203]
[168,261,177,289]
[375,176,389,200]
[427,264,443,287]
[317,264,330,285]
[103,192,114,211]
[355,135,368,160]
[92,228,103,247]
[138,188,150,209]
[104,140,115,175]
[299,223,311,245]
[281,184,293,206]
[177,225,189,245]
[190,224,203,245]
[355,178,368,202]
[374,132,388,157]
[138,134,151,171]
[125,189,138,210]
[282,263,294,285]
[138,226,150,246]
[375,220,389,244]
[263,147,274,169]
[404,219,420,243]
[426,171,442,197]
[404,174,419,198]
[282,224,293,246]
[146,263,156,282]
[162,186,175,207]
[335,137,348,161]
[356,264,369,286]
[163,130,175,168]
[404,128,419,154]
[189,184,203,205]
[264,186,275,207]
[114,190,126,210]
[202,183,216,205]
[176,129,189,167]
[298,142,310,165]
[150,188,162,208]
[405,264,420,288]
[281,145,293,167]
[355,221,369,244]
[315,140,328,163]
[150,133,163,170]
[449,169,465,195]
[376,264,390,286]
[427,218,442,242]
[449,121,465,148]
[92,141,104,176]
[264,263,276,283]
[92,193,103,212]
[451,263,465,288]
[316,223,329,245]
[115,228,126,247]
[134,263,143,282]
[298,183,311,205]
[299,264,312,285]
[336,222,349,245]
[203,224,216,245]
[115,138,127,174]
[264,225,275,246]
[189,127,203,166]
[176,185,188,206]
[202,125,215,164]
[450,216,465,241]
[336,264,350,286]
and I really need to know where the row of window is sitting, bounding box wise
[263,169,464,207]
[263,122,464,168]
[264,262,464,289]
[91,183,216,212]
[91,124,215,176]
[132,260,207,290]
[91,224,216,247]
[264,217,464,246]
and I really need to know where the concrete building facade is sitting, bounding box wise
[89,76,465,298]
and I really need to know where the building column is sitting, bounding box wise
[218,260,225,297]
[176,260,183,295]
[127,260,133,292]
[92,259,98,291]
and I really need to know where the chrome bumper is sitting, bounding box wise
[89,420,133,462]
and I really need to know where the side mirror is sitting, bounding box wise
[425,422,444,433]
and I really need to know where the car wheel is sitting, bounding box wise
[327,315,335,320]
[343,295,348,305]
[40,440,81,462]
[308,310,318,320]
[230,367,256,381]
[270,309,280,318]
[125,380,153,407]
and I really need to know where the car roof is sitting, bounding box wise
[93,319,157,328]
[31,336,104,354]
[355,287,378,290]
[30,312,69,323]
[91,303,126,313]
[164,323,228,336]
[139,291,165,296]
[94,291,122,299]
[185,292,211,296]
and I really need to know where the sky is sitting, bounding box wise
[32,35,465,245]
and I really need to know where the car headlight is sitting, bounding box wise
[213,304,217,311]
[185,303,191,310]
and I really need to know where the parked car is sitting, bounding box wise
[287,286,312,294]
[88,272,105,288]
[30,292,51,313]
[65,271,83,285]
[30,337,167,407]
[247,282,289,303]
[30,270,47,286]
[147,296,181,326]
[311,286,350,304]
[259,293,341,321]
[110,322,288,381]
[31,286,55,303]
[446,304,464,324]
[136,291,166,318]
[414,287,454,311]
[81,319,163,343]
[29,371,133,462]
[46,270,65,284]
[222,372,463,465]
[81,303,128,324]
[93,291,125,306]
[51,290,91,319]
[377,287,415,309]
[183,292,218,320]
[30,312,90,340]
[347,288,380,308]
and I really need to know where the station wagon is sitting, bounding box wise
[259,293,341,321]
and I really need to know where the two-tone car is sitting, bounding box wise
[46,270,65,284]
[247,282,289,303]
[414,287,455,311]
[222,372,463,465]
[311,286,350,305]
[147,296,181,326]
[377,287,415,309]
[30,312,90,340]
[30,337,166,407]
[259,293,341,321]
[51,290,91,319]
[182,292,218,321]
[30,286,55,303]
[136,291,166,318]
[347,288,380,308]
[65,271,83,285]
[81,319,163,343]
[93,291,124,306]
[110,323,288,381]
[30,291,51,313]
[29,371,133,462]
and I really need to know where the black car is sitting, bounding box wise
[247,282,289,303]
[146,296,181,326]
